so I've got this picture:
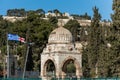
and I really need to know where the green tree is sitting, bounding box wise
[83,13,91,20]
[71,13,91,20]
[90,6,102,77]
[82,6,102,77]
[53,9,60,15]
[26,46,34,71]
[49,17,58,25]
[36,9,45,14]
[7,9,26,17]
[64,20,81,41]
[48,10,52,13]
[36,9,45,17]
[109,0,120,77]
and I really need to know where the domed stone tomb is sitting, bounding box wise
[41,26,82,79]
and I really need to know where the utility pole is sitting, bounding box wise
[22,42,34,79]
[22,45,30,79]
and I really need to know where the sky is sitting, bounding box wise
[0,0,113,20]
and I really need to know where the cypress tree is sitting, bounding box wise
[26,46,34,71]
[82,6,102,77]
[110,0,120,77]
[90,6,102,77]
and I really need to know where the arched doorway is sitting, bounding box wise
[61,58,81,78]
[62,59,76,78]
[43,59,56,78]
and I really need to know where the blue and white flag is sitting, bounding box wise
[8,34,19,41]
[7,33,25,43]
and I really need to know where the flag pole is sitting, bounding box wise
[7,33,10,78]
[6,33,26,79]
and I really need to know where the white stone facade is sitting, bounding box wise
[3,16,26,22]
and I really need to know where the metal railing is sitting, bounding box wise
[0,78,120,80]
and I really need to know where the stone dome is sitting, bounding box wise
[48,26,73,44]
